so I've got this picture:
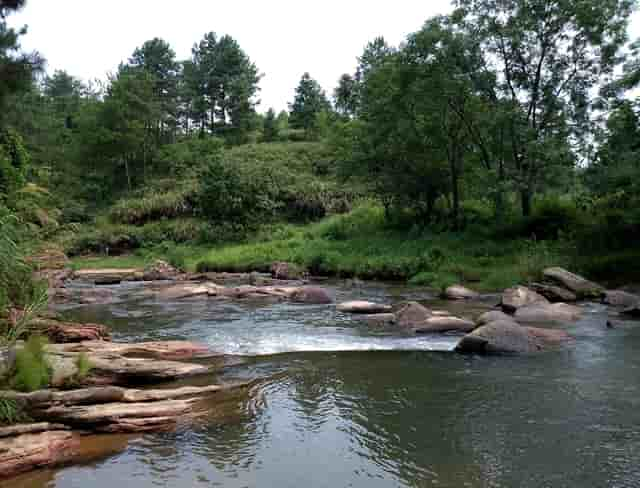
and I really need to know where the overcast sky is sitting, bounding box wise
[8,0,640,113]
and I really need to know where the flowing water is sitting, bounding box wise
[11,280,640,488]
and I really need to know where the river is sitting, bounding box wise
[10,280,640,487]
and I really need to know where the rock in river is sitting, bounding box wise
[290,286,333,304]
[456,320,571,355]
[514,303,582,324]
[542,267,604,298]
[529,283,577,303]
[337,301,392,314]
[476,310,516,327]
[443,285,479,300]
[501,286,549,313]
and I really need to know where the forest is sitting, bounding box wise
[2,0,640,324]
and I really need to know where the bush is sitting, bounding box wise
[12,335,51,392]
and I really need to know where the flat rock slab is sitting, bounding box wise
[514,303,582,324]
[50,340,212,360]
[0,430,80,479]
[501,286,549,313]
[337,301,392,314]
[30,318,111,343]
[543,267,604,298]
[73,269,141,281]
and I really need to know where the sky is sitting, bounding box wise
[8,0,640,113]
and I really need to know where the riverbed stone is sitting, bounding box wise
[443,285,479,300]
[501,286,549,313]
[290,286,332,304]
[337,301,392,314]
[529,283,577,303]
[542,267,604,298]
[602,290,640,308]
[514,303,582,324]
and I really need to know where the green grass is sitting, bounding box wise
[69,203,571,292]
[193,204,568,291]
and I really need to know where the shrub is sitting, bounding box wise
[0,398,26,425]
[12,335,51,392]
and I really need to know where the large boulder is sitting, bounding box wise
[290,286,332,304]
[542,267,604,298]
[514,303,582,324]
[501,286,549,313]
[456,321,539,354]
[529,283,577,303]
[602,290,640,308]
[456,320,571,355]
[443,285,479,300]
[337,301,392,314]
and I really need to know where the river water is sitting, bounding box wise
[11,280,640,488]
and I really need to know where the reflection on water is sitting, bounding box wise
[20,281,640,487]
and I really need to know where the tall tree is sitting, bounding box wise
[333,74,358,119]
[128,38,180,142]
[187,32,261,141]
[289,73,330,134]
[0,0,43,127]
[454,0,635,215]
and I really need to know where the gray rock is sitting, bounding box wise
[394,302,432,330]
[476,310,516,326]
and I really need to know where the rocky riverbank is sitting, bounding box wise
[2,255,639,480]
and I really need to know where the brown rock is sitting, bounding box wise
[31,318,111,343]
[443,285,479,300]
[0,430,80,479]
[501,286,549,313]
[542,267,604,298]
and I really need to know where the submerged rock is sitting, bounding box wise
[514,303,582,324]
[542,267,604,298]
[501,286,549,313]
[529,283,577,303]
[443,285,479,300]
[602,290,640,308]
[337,301,392,314]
